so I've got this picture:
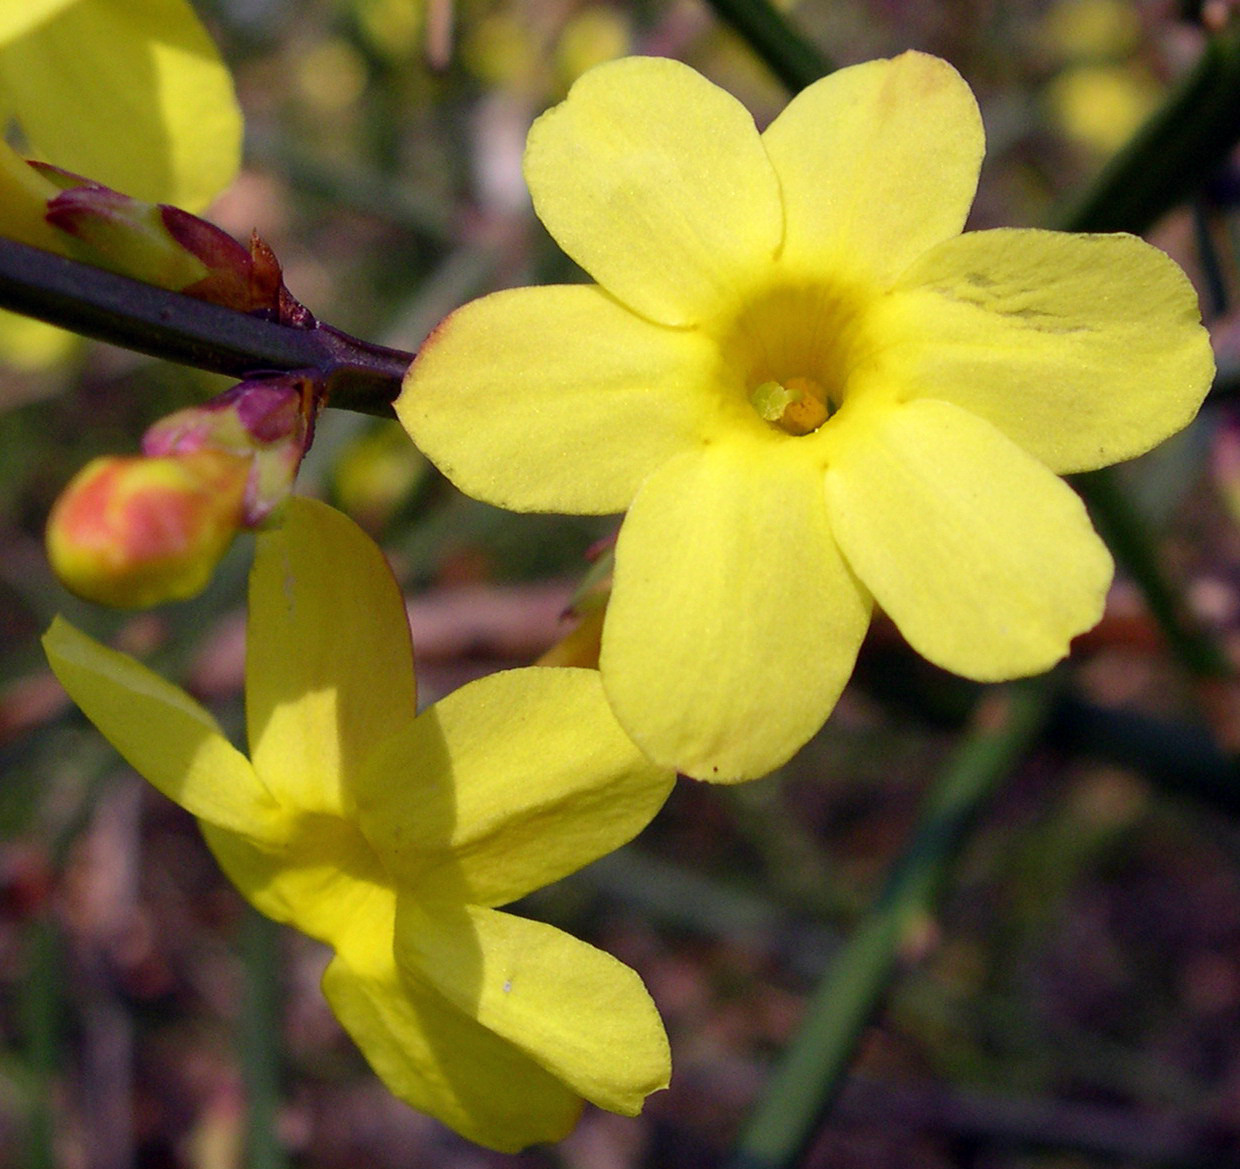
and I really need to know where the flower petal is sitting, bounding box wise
[825,398,1113,679]
[761,52,983,286]
[0,0,241,209]
[247,497,417,818]
[357,667,673,906]
[524,55,783,327]
[42,616,284,840]
[0,0,75,40]
[601,439,871,781]
[322,887,583,1152]
[398,284,716,513]
[395,900,669,1116]
[200,817,386,946]
[870,228,1215,472]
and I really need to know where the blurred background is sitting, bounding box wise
[5,0,1240,1165]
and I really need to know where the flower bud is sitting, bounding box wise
[161,208,299,320]
[41,176,211,290]
[143,374,318,526]
[37,164,301,320]
[46,451,248,609]
[536,605,605,668]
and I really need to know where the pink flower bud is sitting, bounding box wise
[143,374,318,526]
[46,451,248,609]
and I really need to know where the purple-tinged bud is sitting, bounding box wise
[35,163,307,322]
[160,208,303,321]
[143,373,319,526]
[43,179,211,291]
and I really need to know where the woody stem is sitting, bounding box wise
[0,236,412,418]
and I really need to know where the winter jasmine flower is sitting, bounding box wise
[398,53,1213,781]
[44,497,674,1150]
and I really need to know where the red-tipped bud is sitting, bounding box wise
[42,179,211,291]
[160,209,302,321]
[143,374,318,526]
[536,605,605,668]
[46,451,249,609]
[35,164,304,321]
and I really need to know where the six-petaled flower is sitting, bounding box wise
[44,497,674,1151]
[398,52,1214,781]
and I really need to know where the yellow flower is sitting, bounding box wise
[1046,63,1161,157]
[398,53,1214,782]
[43,497,673,1151]
[0,0,241,211]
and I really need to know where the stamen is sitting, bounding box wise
[748,376,829,436]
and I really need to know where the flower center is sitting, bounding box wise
[748,376,830,436]
[715,281,869,440]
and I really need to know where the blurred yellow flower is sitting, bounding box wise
[1038,0,1140,59]
[0,0,242,370]
[0,0,241,210]
[44,497,673,1151]
[399,53,1214,782]
[1046,63,1161,157]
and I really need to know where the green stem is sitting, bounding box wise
[724,680,1056,1169]
[19,914,61,1169]
[0,237,411,417]
[240,908,288,1169]
[699,0,833,92]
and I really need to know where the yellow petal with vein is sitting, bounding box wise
[873,228,1214,472]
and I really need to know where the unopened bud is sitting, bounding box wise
[143,374,318,526]
[536,539,613,668]
[536,605,605,668]
[161,208,299,320]
[46,451,248,609]
[41,177,210,290]
[36,164,303,321]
